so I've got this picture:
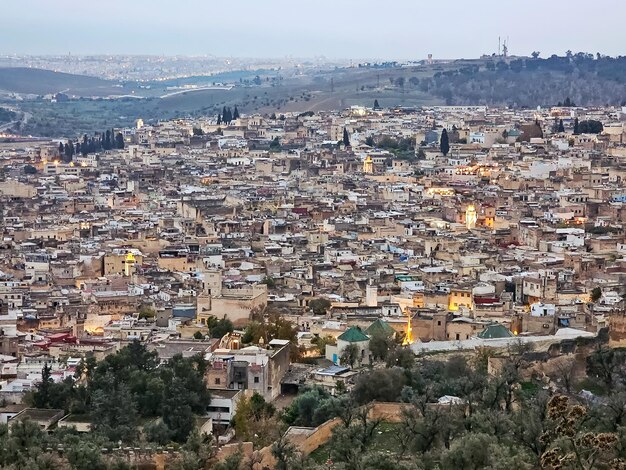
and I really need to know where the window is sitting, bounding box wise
[437,321,442,326]
[215,378,221,385]
[455,333,460,340]
[254,376,259,384]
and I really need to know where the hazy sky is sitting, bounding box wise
[2,0,625,59]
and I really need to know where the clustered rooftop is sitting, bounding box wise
[1,103,626,397]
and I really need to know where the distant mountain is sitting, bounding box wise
[0,67,122,96]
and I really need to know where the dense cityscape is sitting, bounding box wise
[2,99,626,468]
[4,1,626,469]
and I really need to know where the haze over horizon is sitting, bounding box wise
[2,0,626,60]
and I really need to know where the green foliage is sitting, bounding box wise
[591,286,603,302]
[193,330,204,340]
[577,119,603,134]
[0,107,16,124]
[206,315,234,338]
[282,386,344,427]
[313,334,336,355]
[232,392,277,443]
[586,346,626,389]
[340,343,360,368]
[308,298,331,315]
[342,127,351,147]
[386,346,415,369]
[138,305,156,319]
[23,164,37,175]
[269,136,281,151]
[352,368,407,404]
[369,332,395,361]
[440,128,450,156]
[241,310,298,347]
[47,341,212,445]
[260,275,276,288]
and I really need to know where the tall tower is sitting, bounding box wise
[124,252,136,277]
[465,205,477,230]
[203,269,223,297]
[365,284,378,307]
[363,155,374,174]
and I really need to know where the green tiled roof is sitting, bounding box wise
[477,323,514,339]
[365,319,395,337]
[338,327,370,343]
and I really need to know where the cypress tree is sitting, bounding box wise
[574,118,580,135]
[217,114,222,125]
[233,106,240,120]
[558,119,565,133]
[115,133,125,149]
[373,99,380,109]
[440,129,450,156]
[105,130,112,150]
[343,128,351,147]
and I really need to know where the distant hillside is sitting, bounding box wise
[342,55,626,108]
[7,54,626,138]
[0,67,124,96]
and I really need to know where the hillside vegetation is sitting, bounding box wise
[4,53,626,137]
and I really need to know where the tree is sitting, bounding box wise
[32,363,53,408]
[369,333,393,361]
[386,347,415,369]
[531,51,541,59]
[373,99,380,109]
[578,119,603,134]
[233,106,240,120]
[591,286,602,302]
[104,130,112,150]
[91,382,139,443]
[138,305,156,319]
[308,298,331,315]
[440,128,450,156]
[192,127,204,136]
[342,127,351,148]
[353,368,406,404]
[115,133,125,149]
[23,164,37,175]
[64,142,74,161]
[217,114,222,125]
[269,137,281,150]
[145,419,173,445]
[558,119,565,133]
[574,117,580,135]
[193,331,204,340]
[207,316,234,338]
[282,386,342,427]
[260,276,276,288]
[314,335,336,355]
[271,436,297,470]
[340,344,359,368]
[160,355,211,443]
[586,346,625,390]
